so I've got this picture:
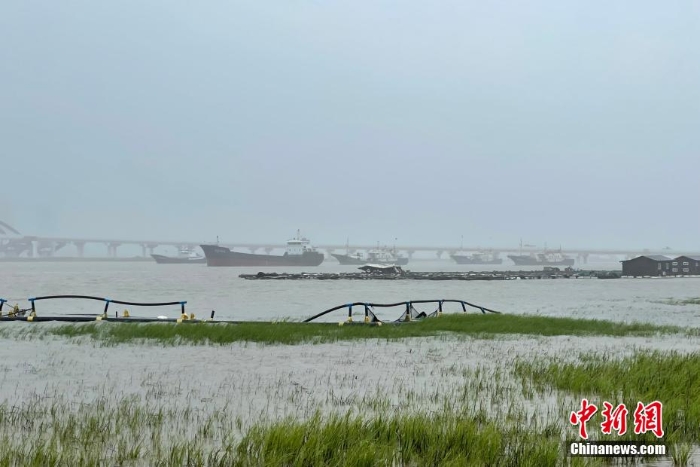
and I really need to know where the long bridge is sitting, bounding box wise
[0,221,695,262]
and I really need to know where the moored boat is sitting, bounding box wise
[151,254,206,264]
[151,247,206,264]
[332,245,409,266]
[508,250,575,266]
[200,231,324,267]
[451,250,502,265]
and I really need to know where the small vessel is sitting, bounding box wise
[507,241,575,267]
[200,231,324,267]
[451,250,502,265]
[332,242,409,266]
[151,247,206,264]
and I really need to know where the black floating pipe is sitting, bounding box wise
[303,303,357,323]
[347,304,352,322]
[115,311,118,319]
[30,299,36,314]
[364,304,369,323]
[30,295,186,307]
[0,299,5,312]
[304,299,500,323]
[103,299,110,315]
[181,302,185,314]
[439,300,443,314]
[211,310,215,319]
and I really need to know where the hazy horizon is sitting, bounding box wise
[2,1,698,250]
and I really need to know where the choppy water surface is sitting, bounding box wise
[1,260,699,326]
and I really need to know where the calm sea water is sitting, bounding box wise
[2,260,699,326]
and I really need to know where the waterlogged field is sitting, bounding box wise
[0,315,699,466]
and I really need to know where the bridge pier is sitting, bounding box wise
[436,250,444,259]
[108,242,121,257]
[407,250,415,260]
[264,247,274,255]
[141,244,153,257]
[74,242,85,257]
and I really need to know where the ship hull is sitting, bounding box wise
[332,253,365,265]
[332,253,409,266]
[451,255,503,265]
[508,255,575,266]
[200,244,324,267]
[151,254,206,264]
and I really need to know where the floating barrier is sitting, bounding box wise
[303,299,500,324]
[0,296,499,325]
[0,295,204,323]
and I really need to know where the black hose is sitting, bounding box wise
[304,299,500,322]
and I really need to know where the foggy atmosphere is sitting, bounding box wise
[2,1,699,250]
[1,1,699,466]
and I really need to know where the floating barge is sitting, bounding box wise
[240,266,622,281]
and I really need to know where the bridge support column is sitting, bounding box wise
[407,250,415,259]
[108,242,121,257]
[436,250,444,259]
[73,242,85,257]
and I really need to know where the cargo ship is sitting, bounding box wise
[200,231,324,267]
[451,250,502,265]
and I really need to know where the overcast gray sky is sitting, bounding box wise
[1,1,698,249]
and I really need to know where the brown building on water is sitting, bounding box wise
[621,255,700,277]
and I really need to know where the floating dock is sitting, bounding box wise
[239,269,622,281]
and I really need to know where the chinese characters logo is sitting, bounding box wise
[570,399,664,439]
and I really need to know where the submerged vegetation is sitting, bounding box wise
[515,350,700,444]
[657,297,700,306]
[1,314,698,464]
[0,396,568,466]
[28,313,695,346]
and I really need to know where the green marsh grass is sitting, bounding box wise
[235,411,564,467]
[514,350,700,443]
[44,313,691,346]
[0,394,613,466]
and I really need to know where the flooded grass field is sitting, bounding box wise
[2,262,700,465]
[1,318,699,465]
